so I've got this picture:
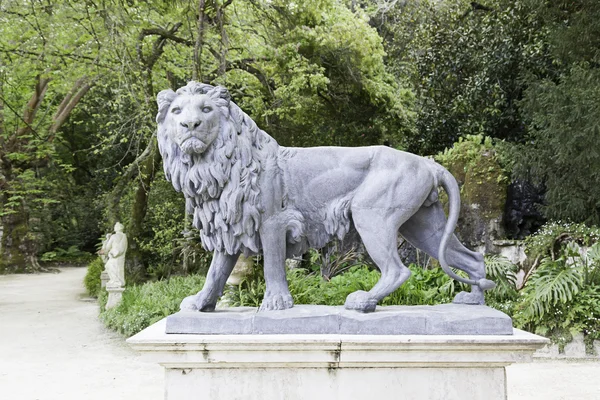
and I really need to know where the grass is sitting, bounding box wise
[99,274,206,336]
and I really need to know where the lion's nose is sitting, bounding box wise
[180,120,201,129]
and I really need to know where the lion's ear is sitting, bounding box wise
[156,89,177,123]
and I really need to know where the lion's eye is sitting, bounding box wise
[201,106,212,113]
[171,107,181,114]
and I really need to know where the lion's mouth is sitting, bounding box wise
[180,136,207,154]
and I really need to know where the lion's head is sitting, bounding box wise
[156,84,228,155]
[156,82,278,255]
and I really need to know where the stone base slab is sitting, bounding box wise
[166,304,513,335]
[105,286,125,309]
[128,319,548,400]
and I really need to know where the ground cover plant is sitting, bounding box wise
[99,275,206,336]
[512,223,600,350]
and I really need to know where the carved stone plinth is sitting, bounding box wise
[128,309,548,400]
[106,286,125,309]
[100,271,109,289]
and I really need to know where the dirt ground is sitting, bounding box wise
[1,267,599,400]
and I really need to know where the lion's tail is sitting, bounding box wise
[436,165,496,291]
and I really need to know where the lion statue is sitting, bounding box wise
[156,82,495,313]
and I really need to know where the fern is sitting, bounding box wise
[522,257,582,318]
[483,255,518,302]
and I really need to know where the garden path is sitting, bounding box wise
[0,267,599,400]
[0,267,161,400]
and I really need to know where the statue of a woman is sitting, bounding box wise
[104,222,128,288]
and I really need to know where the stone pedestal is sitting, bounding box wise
[105,286,125,309]
[127,306,548,400]
[100,271,109,289]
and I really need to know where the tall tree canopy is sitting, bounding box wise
[0,0,412,273]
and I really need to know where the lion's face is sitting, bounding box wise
[161,93,222,155]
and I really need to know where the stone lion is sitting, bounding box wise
[156,82,495,313]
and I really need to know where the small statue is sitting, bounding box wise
[103,222,128,289]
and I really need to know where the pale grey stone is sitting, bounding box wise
[99,223,127,289]
[165,304,513,335]
[100,270,109,289]
[166,308,255,334]
[593,340,600,358]
[105,286,125,310]
[535,343,560,358]
[339,306,428,335]
[253,305,340,334]
[563,332,586,358]
[156,82,495,314]
[225,254,254,286]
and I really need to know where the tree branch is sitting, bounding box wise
[16,76,50,137]
[140,26,194,47]
[193,0,207,81]
[48,78,93,140]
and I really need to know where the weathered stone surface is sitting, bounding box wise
[254,305,340,334]
[105,286,125,310]
[165,304,513,335]
[156,82,494,315]
[165,308,255,335]
[563,332,587,358]
[129,319,549,400]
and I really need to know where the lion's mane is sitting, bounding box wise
[157,82,278,255]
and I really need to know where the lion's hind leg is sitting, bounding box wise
[345,208,413,313]
[399,202,486,305]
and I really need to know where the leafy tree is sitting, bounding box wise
[0,1,100,271]
[515,0,600,225]
[370,0,549,155]
[0,0,413,274]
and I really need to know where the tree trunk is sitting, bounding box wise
[193,0,207,81]
[125,136,161,281]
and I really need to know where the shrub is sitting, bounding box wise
[41,245,95,264]
[223,264,465,308]
[513,241,600,349]
[523,221,600,261]
[99,274,206,336]
[83,257,105,297]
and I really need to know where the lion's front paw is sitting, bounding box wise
[452,290,484,305]
[259,293,294,311]
[344,290,377,313]
[179,292,217,312]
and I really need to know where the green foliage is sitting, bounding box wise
[223,264,462,308]
[0,0,415,273]
[523,222,600,261]
[514,242,600,344]
[307,240,366,280]
[99,275,206,336]
[137,175,188,278]
[41,246,94,264]
[516,65,600,224]
[484,254,518,304]
[223,0,414,148]
[435,135,509,230]
[84,258,105,298]
[379,0,547,154]
[436,134,509,182]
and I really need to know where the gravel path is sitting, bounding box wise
[0,267,161,400]
[1,267,599,400]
